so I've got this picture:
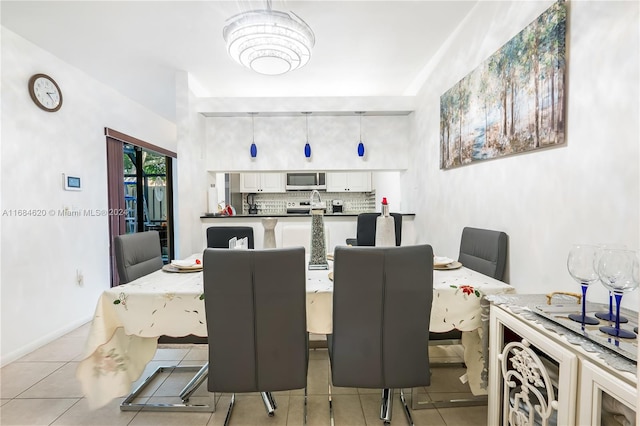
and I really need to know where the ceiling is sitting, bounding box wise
[1,1,478,122]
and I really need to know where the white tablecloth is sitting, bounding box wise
[77,260,514,408]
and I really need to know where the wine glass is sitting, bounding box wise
[566,244,600,325]
[594,244,629,323]
[597,248,639,339]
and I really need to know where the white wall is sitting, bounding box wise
[0,28,176,365]
[175,72,208,258]
[405,1,640,308]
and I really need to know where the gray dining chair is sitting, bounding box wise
[203,247,308,425]
[206,226,254,249]
[345,212,403,246]
[116,230,212,411]
[427,226,509,408]
[329,244,433,425]
[457,226,508,281]
[113,230,163,284]
[169,226,257,402]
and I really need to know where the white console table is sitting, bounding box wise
[487,294,637,426]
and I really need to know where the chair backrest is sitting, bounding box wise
[114,231,164,284]
[330,245,433,389]
[458,227,508,281]
[203,247,308,393]
[206,226,255,249]
[356,213,402,246]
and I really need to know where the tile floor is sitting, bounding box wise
[0,324,488,425]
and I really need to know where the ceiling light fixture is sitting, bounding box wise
[223,0,315,76]
[249,112,258,159]
[356,111,366,158]
[303,112,312,159]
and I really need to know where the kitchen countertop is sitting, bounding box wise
[200,213,415,219]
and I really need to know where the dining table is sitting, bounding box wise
[76,253,515,409]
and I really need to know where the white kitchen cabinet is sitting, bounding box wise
[326,172,371,192]
[488,296,637,426]
[240,172,285,193]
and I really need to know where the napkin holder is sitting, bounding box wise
[229,237,248,250]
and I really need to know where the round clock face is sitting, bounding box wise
[28,74,63,112]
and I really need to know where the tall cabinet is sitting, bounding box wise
[488,295,637,426]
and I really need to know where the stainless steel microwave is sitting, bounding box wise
[285,172,326,191]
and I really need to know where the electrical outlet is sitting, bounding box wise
[76,269,84,286]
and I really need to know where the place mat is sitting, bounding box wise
[162,264,203,273]
[434,261,462,270]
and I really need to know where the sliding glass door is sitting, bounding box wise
[106,128,176,286]
[123,144,172,262]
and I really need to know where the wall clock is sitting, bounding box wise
[28,73,63,112]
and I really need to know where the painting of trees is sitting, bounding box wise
[440,0,566,169]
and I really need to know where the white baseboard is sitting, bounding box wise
[0,316,92,367]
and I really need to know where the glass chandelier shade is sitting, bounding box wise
[223,3,315,76]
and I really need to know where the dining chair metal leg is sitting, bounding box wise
[410,386,487,409]
[380,388,393,423]
[328,379,335,426]
[261,391,277,416]
[178,362,209,401]
[399,389,415,426]
[222,393,235,426]
[120,365,215,412]
[301,386,308,425]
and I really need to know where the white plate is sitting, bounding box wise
[433,256,454,267]
[171,259,202,270]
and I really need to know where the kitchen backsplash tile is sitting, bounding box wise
[241,191,375,215]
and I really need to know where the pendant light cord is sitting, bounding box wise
[252,114,255,143]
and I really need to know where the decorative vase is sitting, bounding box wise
[262,218,277,248]
[308,211,328,270]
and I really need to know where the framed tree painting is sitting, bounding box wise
[440,0,567,169]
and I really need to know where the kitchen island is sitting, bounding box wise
[200,213,416,251]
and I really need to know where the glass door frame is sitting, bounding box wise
[105,127,176,286]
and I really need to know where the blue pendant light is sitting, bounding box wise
[356,111,366,158]
[249,112,257,159]
[303,112,312,159]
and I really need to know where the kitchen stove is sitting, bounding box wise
[286,200,327,214]
[286,200,311,214]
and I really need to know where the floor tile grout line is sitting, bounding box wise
[9,361,70,400]
[47,397,83,426]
